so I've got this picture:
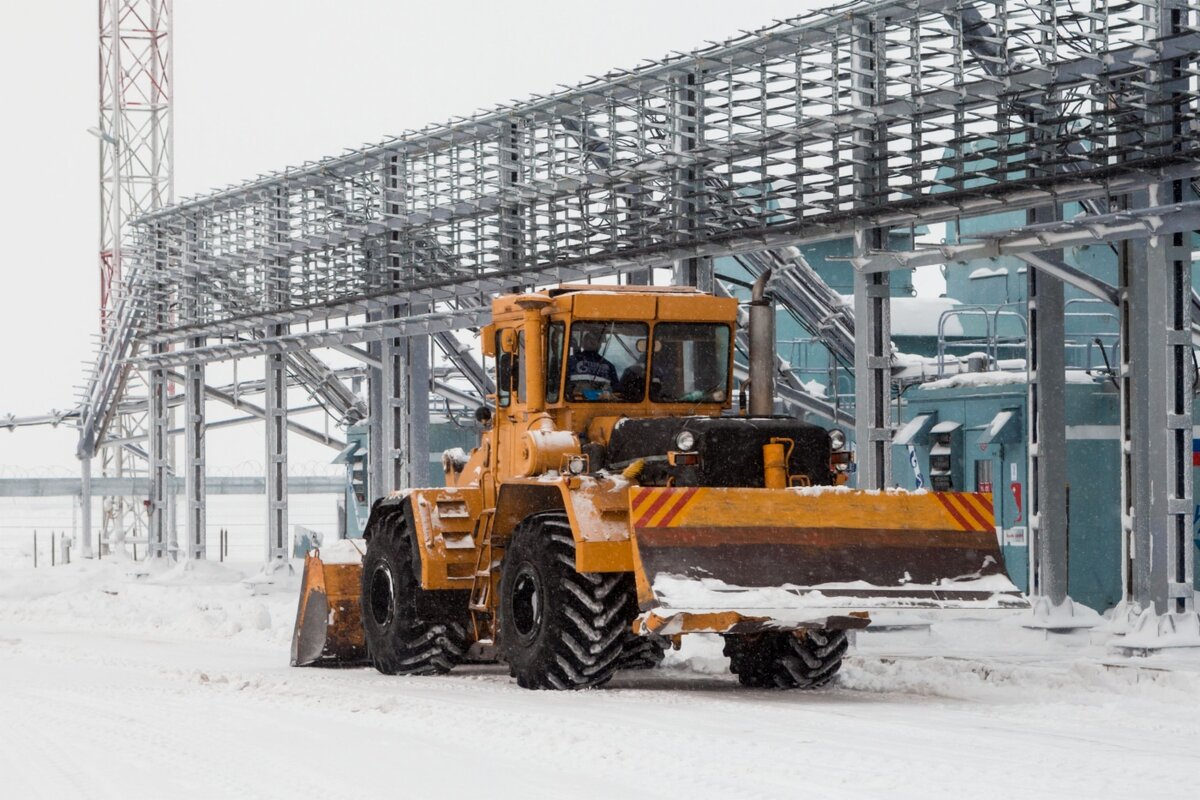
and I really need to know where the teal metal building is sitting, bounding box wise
[717,184,1200,612]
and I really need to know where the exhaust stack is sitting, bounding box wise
[748,270,775,416]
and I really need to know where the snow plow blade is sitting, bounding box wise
[290,540,369,667]
[629,487,1027,636]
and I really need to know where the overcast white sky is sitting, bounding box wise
[0,0,836,473]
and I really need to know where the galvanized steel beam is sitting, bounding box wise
[852,16,891,489]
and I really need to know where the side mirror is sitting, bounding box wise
[499,328,518,354]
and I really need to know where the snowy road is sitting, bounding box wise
[1,560,1197,799]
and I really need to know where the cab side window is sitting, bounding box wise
[516,331,526,405]
[546,322,565,403]
[496,330,517,407]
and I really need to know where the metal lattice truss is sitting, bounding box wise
[74,1,1200,613]
[86,0,1196,381]
[98,0,173,319]
[89,0,174,558]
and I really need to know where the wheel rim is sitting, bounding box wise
[510,564,543,644]
[369,563,395,627]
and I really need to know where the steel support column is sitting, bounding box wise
[408,333,430,488]
[79,456,93,559]
[851,17,890,489]
[265,188,289,563]
[183,219,205,559]
[374,152,409,497]
[499,120,524,275]
[671,71,711,292]
[381,325,430,491]
[1026,259,1068,606]
[853,271,890,489]
[367,334,384,504]
[1120,206,1194,619]
[1115,1,1197,641]
[379,322,406,495]
[147,361,170,558]
[147,223,170,559]
[265,346,288,562]
[1017,39,1075,615]
[184,352,205,559]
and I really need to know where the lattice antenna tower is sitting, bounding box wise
[95,0,173,551]
[99,0,172,312]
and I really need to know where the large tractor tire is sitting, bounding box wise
[616,632,667,671]
[498,513,633,689]
[723,629,847,689]
[361,504,467,676]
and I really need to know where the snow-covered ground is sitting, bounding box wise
[2,556,1199,800]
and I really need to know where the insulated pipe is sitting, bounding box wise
[748,270,775,416]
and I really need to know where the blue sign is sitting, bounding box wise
[907,445,924,489]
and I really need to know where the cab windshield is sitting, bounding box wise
[649,323,731,403]
[565,322,648,402]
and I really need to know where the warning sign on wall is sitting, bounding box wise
[1003,527,1027,547]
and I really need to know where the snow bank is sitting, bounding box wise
[2,556,1197,706]
[846,616,1200,701]
[0,558,298,648]
[841,652,1200,700]
[660,620,1200,704]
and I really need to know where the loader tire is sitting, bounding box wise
[498,513,633,690]
[723,629,847,689]
[616,632,667,671]
[361,505,467,676]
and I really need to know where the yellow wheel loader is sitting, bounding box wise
[292,276,1025,689]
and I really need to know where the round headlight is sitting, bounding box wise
[675,430,697,451]
[829,429,846,451]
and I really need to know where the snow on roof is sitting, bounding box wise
[839,295,965,337]
[968,266,1010,280]
[918,369,1102,391]
[892,297,964,337]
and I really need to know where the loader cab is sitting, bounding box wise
[478,285,847,490]
[482,286,737,436]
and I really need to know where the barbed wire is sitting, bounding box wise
[0,461,342,478]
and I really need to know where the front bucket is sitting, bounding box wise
[628,486,1027,636]
[290,539,369,667]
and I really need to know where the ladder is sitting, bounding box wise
[468,508,497,643]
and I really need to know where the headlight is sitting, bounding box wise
[675,430,697,451]
[829,429,846,451]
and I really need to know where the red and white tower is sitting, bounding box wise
[98,0,173,322]
[94,0,173,552]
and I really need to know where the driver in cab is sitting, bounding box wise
[566,329,618,400]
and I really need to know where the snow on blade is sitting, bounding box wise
[650,573,1024,614]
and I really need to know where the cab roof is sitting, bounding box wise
[490,284,734,323]
[546,284,704,297]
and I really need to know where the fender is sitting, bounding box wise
[495,476,636,573]
[365,488,484,591]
